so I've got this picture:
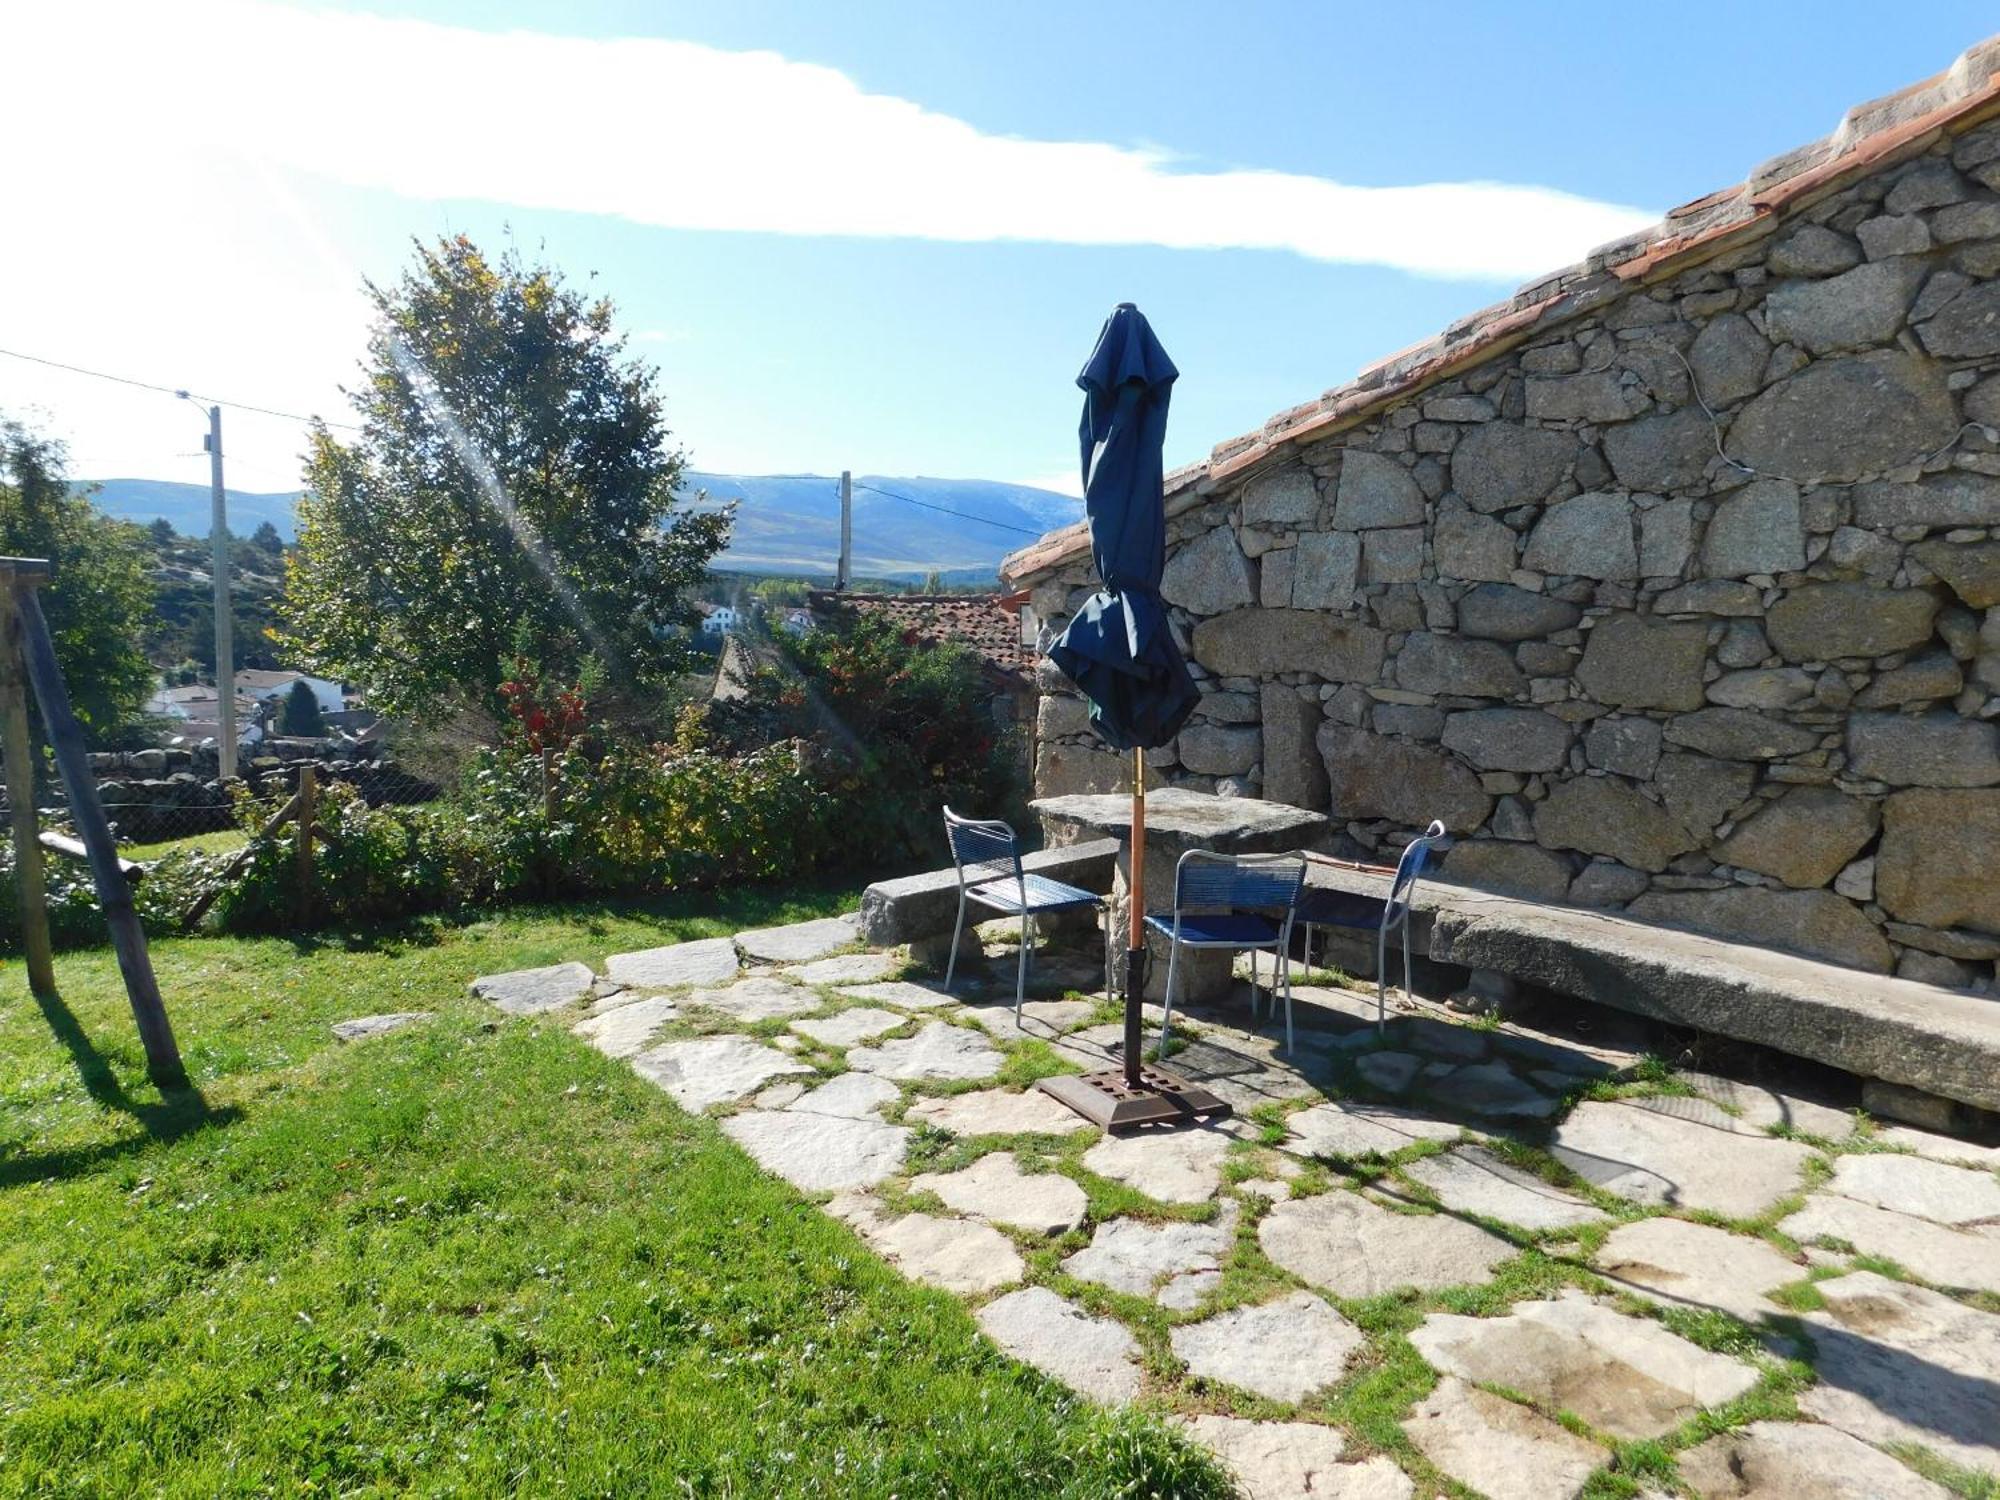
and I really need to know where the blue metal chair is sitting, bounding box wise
[1148,849,1308,1054]
[1294,820,1449,1033]
[941,807,1110,1021]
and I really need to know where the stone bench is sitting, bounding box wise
[857,838,1122,947]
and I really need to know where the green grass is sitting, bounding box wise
[121,827,249,861]
[0,885,1228,1498]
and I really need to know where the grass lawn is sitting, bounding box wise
[0,883,1224,1497]
[120,827,249,861]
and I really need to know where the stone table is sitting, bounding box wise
[1033,787,1331,1002]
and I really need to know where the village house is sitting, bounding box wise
[1005,46,2000,994]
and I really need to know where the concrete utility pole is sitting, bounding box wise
[179,394,234,779]
[837,470,853,592]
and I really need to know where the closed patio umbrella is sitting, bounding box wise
[1041,304,1227,1128]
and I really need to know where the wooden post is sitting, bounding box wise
[0,568,54,995]
[11,567,185,1087]
[295,766,316,925]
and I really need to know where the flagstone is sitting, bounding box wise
[754,1080,807,1109]
[837,979,960,1010]
[912,1151,1087,1235]
[1082,1126,1231,1204]
[961,998,1098,1038]
[1402,1376,1605,1500]
[1409,1294,1761,1440]
[332,1012,430,1041]
[1872,1124,2000,1171]
[1170,1290,1363,1403]
[977,1287,1142,1405]
[904,1086,1088,1136]
[734,915,858,964]
[1800,1271,2000,1475]
[1260,1190,1513,1298]
[1355,1050,1422,1093]
[1551,1100,1815,1218]
[630,1036,811,1112]
[1676,1070,1858,1138]
[1158,1269,1223,1310]
[1062,1213,1234,1297]
[684,975,821,1022]
[1679,1420,1952,1499]
[847,1020,1003,1082]
[1181,1415,1414,1500]
[1825,1153,2000,1226]
[1592,1216,1803,1319]
[827,1193,1023,1295]
[1430,1060,1560,1119]
[604,937,740,990]
[1781,1193,2000,1295]
[571,994,680,1058]
[786,1072,902,1121]
[1397,1146,1605,1232]
[471,960,594,1014]
[785,952,901,985]
[720,1110,910,1192]
[788,1007,905,1048]
[1286,1101,1468,1159]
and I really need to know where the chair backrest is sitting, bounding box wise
[1384,819,1448,930]
[942,806,1025,904]
[1173,849,1307,916]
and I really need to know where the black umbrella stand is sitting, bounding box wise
[1038,749,1231,1129]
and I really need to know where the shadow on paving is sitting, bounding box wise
[0,985,238,1188]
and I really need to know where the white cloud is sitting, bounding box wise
[3,2,1656,283]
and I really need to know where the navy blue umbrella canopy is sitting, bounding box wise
[1047,304,1200,752]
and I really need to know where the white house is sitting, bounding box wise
[234,670,345,717]
[701,605,739,636]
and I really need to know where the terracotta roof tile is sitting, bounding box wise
[808,591,1036,683]
[1003,36,2000,585]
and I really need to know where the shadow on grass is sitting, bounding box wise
[0,985,239,1188]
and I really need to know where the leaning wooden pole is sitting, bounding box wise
[11,566,185,1087]
[0,568,55,995]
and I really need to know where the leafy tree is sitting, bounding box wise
[147,517,177,546]
[277,678,324,737]
[282,235,731,716]
[249,521,284,554]
[0,419,156,745]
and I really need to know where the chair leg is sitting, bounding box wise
[945,890,967,993]
[1249,947,1260,1026]
[1159,936,1182,1053]
[1376,923,1389,1035]
[1015,912,1030,1023]
[1102,906,1112,1001]
[1283,942,1295,1055]
[1402,928,1413,1012]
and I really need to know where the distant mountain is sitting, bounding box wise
[83,471,1081,583]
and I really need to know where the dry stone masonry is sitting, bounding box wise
[1017,114,2000,992]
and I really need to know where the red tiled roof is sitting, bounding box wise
[808,590,1036,682]
[1003,36,2000,584]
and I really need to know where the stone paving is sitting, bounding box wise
[473,917,2000,1499]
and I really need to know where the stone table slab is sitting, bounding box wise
[684,976,821,1023]
[1409,1294,1760,1440]
[734,915,858,964]
[1592,1216,1804,1320]
[1286,1101,1470,1160]
[1062,1214,1234,1297]
[1181,1415,1414,1500]
[332,1012,430,1041]
[1402,1376,1605,1500]
[1170,1290,1363,1404]
[1260,1190,1513,1298]
[630,1036,812,1113]
[1825,1152,2000,1226]
[847,1020,1003,1082]
[826,1193,1023,1295]
[1679,1419,1952,1499]
[722,1110,910,1192]
[471,961,595,1015]
[1551,1100,1816,1219]
[1800,1270,2000,1475]
[905,1087,1089,1136]
[911,1151,1087,1235]
[785,952,901,986]
[571,994,681,1059]
[977,1286,1141,1405]
[1396,1146,1606,1232]
[1782,1193,2000,1295]
[604,938,741,990]
[788,1007,906,1048]
[1081,1126,1231,1204]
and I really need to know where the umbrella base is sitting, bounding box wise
[1037,1067,1232,1130]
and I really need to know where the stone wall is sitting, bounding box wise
[1021,122,2000,993]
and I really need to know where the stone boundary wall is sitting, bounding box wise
[1023,121,2000,994]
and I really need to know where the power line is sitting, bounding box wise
[848,481,1041,537]
[0,345,362,431]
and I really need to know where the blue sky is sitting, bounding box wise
[2,2,1995,499]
